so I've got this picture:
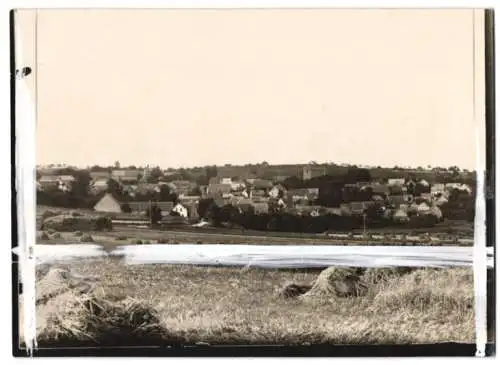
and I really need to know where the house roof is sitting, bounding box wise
[271,183,287,190]
[252,202,269,213]
[92,179,109,188]
[388,195,407,206]
[170,180,195,192]
[288,189,309,197]
[431,183,445,190]
[39,175,75,183]
[112,169,140,178]
[388,178,405,186]
[251,190,267,197]
[39,175,59,182]
[134,183,160,194]
[207,183,232,195]
[388,185,404,195]
[171,180,193,186]
[417,202,431,210]
[252,179,273,190]
[235,198,253,205]
[436,196,448,203]
[90,171,111,179]
[393,209,408,218]
[306,188,320,196]
[181,195,201,201]
[371,184,390,195]
[128,201,174,211]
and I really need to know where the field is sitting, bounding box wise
[24,259,477,347]
[37,228,473,250]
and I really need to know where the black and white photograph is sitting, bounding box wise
[12,7,495,356]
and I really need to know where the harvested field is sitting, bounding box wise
[22,260,477,347]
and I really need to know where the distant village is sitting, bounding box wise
[36,162,475,231]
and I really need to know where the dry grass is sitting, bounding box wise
[26,260,475,347]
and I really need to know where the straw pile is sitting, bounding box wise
[304,267,368,298]
[20,266,166,347]
[279,267,370,301]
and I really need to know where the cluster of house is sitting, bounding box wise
[37,166,473,222]
[337,178,472,222]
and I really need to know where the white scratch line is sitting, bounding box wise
[15,11,37,355]
[472,9,487,357]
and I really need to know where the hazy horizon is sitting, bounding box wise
[20,9,484,170]
[36,159,475,172]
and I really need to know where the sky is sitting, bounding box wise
[20,9,484,170]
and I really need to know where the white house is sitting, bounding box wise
[171,203,188,218]
[230,181,246,191]
[388,178,405,186]
[268,184,286,199]
[90,179,109,194]
[428,206,443,220]
[277,198,287,208]
[435,195,449,206]
[393,209,409,222]
[417,202,431,214]
[431,183,446,195]
[419,179,430,187]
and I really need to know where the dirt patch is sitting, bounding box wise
[279,283,313,299]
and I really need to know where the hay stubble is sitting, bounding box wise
[26,260,475,346]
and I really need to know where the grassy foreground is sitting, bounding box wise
[24,260,476,347]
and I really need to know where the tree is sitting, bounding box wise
[59,168,91,198]
[114,161,121,169]
[121,203,132,213]
[90,165,109,172]
[344,167,371,184]
[448,166,460,178]
[106,178,124,196]
[146,204,162,225]
[158,184,172,201]
[198,198,215,219]
[206,165,218,178]
[148,167,164,183]
[283,176,304,189]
